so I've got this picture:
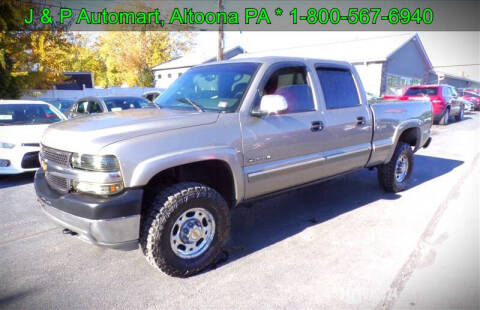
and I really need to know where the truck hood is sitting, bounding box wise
[42,109,220,153]
[0,124,50,145]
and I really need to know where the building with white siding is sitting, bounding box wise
[151,46,245,89]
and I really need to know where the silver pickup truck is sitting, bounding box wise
[35,57,432,277]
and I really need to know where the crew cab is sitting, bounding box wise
[390,84,464,125]
[34,57,432,277]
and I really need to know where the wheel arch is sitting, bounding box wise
[384,122,422,163]
[132,148,243,209]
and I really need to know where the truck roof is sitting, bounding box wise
[197,56,352,68]
[0,99,51,105]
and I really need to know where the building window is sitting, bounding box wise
[178,73,182,77]
[157,73,162,79]
[168,73,172,78]
[385,74,422,95]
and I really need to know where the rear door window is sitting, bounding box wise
[405,87,438,96]
[316,68,360,109]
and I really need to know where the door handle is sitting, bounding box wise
[356,116,366,125]
[311,121,324,132]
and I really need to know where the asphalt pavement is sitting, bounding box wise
[0,112,479,309]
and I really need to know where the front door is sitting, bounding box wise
[241,64,327,199]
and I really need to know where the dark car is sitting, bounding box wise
[40,98,75,114]
[66,96,157,119]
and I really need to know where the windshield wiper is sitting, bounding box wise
[176,97,205,112]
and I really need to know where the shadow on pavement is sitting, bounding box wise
[0,172,36,189]
[211,154,463,272]
[0,288,42,308]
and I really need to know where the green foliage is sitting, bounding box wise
[0,1,72,98]
[0,0,193,98]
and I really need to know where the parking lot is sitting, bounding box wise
[0,113,478,309]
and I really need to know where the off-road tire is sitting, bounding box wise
[377,142,414,193]
[140,182,230,277]
[455,106,464,122]
[439,108,449,125]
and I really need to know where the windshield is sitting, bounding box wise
[405,87,438,96]
[103,97,153,112]
[42,99,75,113]
[0,104,62,125]
[154,62,259,112]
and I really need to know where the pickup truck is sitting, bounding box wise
[34,57,432,277]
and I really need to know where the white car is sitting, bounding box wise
[0,100,66,174]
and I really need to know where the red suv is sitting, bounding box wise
[400,85,464,125]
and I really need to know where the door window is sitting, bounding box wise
[316,68,360,109]
[260,66,315,114]
[76,101,88,113]
[88,101,103,113]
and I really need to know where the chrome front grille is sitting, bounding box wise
[45,173,70,193]
[41,145,71,167]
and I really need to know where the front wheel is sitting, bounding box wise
[377,142,414,193]
[140,182,230,277]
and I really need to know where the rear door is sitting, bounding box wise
[314,65,373,175]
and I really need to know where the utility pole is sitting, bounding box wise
[217,0,224,61]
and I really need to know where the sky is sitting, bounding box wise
[192,31,480,81]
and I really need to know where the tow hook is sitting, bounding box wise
[62,228,78,236]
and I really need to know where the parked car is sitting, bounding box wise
[0,100,66,174]
[399,85,464,125]
[457,90,480,111]
[35,57,432,277]
[142,90,164,103]
[41,98,75,114]
[459,97,474,113]
[66,96,157,119]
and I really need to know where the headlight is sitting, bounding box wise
[72,180,124,196]
[0,142,15,149]
[71,153,120,171]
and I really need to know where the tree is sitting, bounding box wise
[96,31,193,87]
[0,0,74,98]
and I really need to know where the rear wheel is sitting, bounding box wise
[140,182,230,277]
[377,142,414,193]
[439,108,449,125]
[455,106,464,121]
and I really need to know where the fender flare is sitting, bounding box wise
[129,146,244,203]
[384,120,422,163]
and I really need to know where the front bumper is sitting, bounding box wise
[34,169,142,250]
[0,147,40,174]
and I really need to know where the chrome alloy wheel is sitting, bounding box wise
[395,154,409,183]
[170,208,215,259]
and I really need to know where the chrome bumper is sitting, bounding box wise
[40,201,140,251]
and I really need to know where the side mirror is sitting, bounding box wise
[251,95,288,116]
